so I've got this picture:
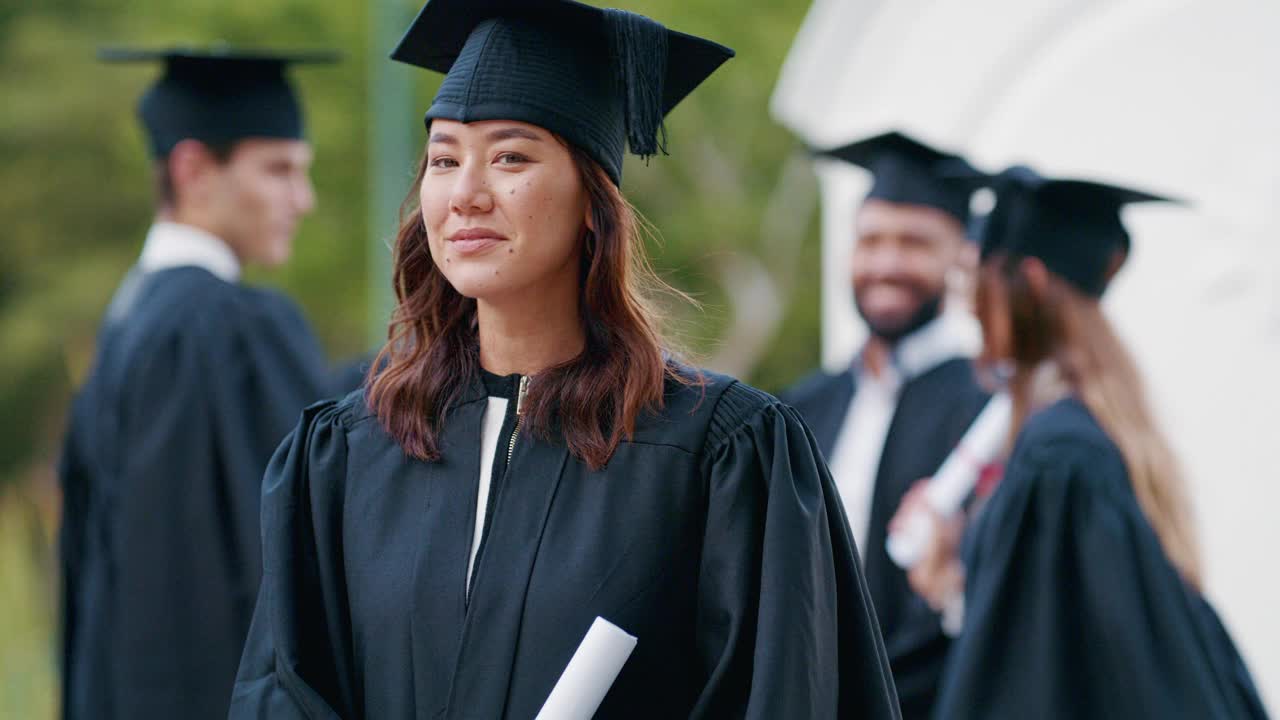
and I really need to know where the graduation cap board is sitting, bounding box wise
[390,0,735,185]
[816,130,986,225]
[99,47,340,158]
[978,164,1177,296]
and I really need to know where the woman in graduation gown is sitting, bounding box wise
[902,167,1269,719]
[229,1,902,718]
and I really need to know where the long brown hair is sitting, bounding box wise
[366,141,691,470]
[979,255,1202,588]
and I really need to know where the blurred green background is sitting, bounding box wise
[0,0,826,716]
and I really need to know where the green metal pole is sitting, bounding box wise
[367,0,417,349]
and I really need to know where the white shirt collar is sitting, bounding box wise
[138,221,241,283]
[831,309,982,554]
[857,309,982,384]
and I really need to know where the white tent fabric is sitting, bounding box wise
[772,0,1279,707]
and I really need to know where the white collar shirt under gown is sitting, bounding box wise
[827,310,981,556]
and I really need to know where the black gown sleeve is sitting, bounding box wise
[934,432,1270,720]
[689,383,902,719]
[215,290,332,573]
[57,394,92,715]
[230,400,356,719]
[110,289,332,718]
[106,310,265,716]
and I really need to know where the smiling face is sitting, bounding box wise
[851,198,966,341]
[420,119,591,304]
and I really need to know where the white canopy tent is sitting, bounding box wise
[771,0,1279,707]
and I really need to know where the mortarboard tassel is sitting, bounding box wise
[604,9,668,159]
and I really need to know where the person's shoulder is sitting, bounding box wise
[145,266,241,309]
[1010,397,1128,493]
[170,280,321,364]
[907,358,991,426]
[235,281,304,312]
[635,365,786,454]
[140,273,305,333]
[262,390,373,513]
[283,388,402,477]
[227,282,317,338]
[306,387,379,434]
[915,357,986,395]
[121,269,248,342]
[703,371,781,439]
[1020,398,1115,453]
[106,271,244,364]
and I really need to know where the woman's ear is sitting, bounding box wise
[1102,248,1128,286]
[583,203,596,235]
[1019,256,1051,301]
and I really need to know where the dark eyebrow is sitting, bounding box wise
[428,132,456,145]
[487,126,543,142]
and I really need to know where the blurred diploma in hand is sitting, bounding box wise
[535,617,637,720]
[893,482,967,628]
[885,392,1011,569]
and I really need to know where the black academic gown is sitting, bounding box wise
[933,398,1270,720]
[229,369,903,719]
[784,359,988,720]
[59,266,334,720]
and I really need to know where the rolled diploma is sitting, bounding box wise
[886,392,1012,570]
[535,616,637,720]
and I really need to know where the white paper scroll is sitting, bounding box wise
[535,616,637,720]
[886,392,1012,569]
[940,589,965,638]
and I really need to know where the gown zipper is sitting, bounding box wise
[507,374,529,468]
[466,374,529,607]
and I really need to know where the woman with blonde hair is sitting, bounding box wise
[229,0,902,717]
[903,166,1268,719]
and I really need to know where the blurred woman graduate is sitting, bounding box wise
[900,166,1269,720]
[229,1,903,718]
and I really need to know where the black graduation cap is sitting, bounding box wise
[817,130,986,224]
[390,0,735,185]
[979,164,1177,296]
[99,47,339,158]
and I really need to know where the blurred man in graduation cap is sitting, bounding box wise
[58,47,341,720]
[782,130,990,719]
[903,166,1271,719]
